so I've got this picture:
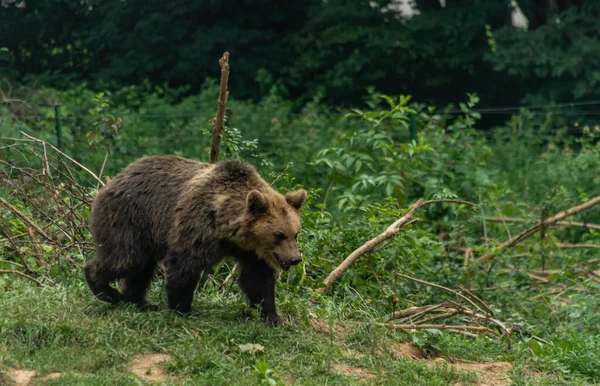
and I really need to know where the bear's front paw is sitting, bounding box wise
[263,312,281,326]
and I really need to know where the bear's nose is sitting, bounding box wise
[290,256,302,266]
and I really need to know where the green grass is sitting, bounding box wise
[0,275,595,386]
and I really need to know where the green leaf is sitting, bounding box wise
[528,339,543,355]
[385,183,395,197]
[355,160,363,172]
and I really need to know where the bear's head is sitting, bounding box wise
[243,189,307,270]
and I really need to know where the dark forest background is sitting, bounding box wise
[2,0,599,114]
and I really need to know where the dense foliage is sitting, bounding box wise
[1,0,598,108]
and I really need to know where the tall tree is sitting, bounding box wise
[486,1,600,104]
[515,0,583,28]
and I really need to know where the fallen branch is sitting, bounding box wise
[396,273,484,314]
[485,217,600,231]
[531,268,600,278]
[0,197,53,242]
[455,306,512,336]
[504,264,551,283]
[458,285,495,317]
[318,198,476,293]
[0,223,31,271]
[389,302,511,336]
[318,198,424,293]
[389,304,441,320]
[396,274,512,336]
[390,303,449,322]
[0,269,47,287]
[557,243,600,249]
[210,52,230,164]
[477,195,600,263]
[373,323,496,334]
[387,273,513,336]
[422,199,477,207]
[0,231,28,245]
[418,311,460,324]
[0,259,24,268]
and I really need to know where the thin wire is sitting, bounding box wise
[433,100,600,115]
[3,111,600,120]
[3,98,600,117]
[2,99,600,123]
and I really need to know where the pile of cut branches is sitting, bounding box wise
[0,132,101,285]
[382,274,512,338]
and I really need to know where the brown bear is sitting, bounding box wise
[84,155,306,325]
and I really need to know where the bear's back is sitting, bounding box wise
[168,158,272,251]
[91,156,210,247]
[211,159,265,190]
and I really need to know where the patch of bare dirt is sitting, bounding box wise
[310,318,347,338]
[6,369,37,386]
[388,342,424,360]
[129,353,172,383]
[373,342,425,361]
[332,363,376,382]
[428,358,513,386]
[521,367,542,378]
[43,373,62,381]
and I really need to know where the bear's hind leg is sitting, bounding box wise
[165,251,202,315]
[122,261,158,311]
[238,259,279,326]
[84,260,123,304]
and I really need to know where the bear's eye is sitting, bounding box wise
[274,232,286,242]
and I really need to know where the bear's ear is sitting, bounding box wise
[285,189,307,210]
[246,190,268,215]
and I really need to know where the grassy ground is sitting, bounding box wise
[0,275,593,386]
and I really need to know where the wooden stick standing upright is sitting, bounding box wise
[210,52,230,164]
[207,52,239,290]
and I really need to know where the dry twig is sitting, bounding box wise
[394,274,512,336]
[395,273,483,313]
[557,243,600,249]
[16,132,105,186]
[0,269,47,287]
[0,134,99,282]
[388,302,511,336]
[220,263,239,293]
[385,273,513,337]
[477,195,600,263]
[372,322,496,334]
[485,217,600,231]
[0,197,52,241]
[210,52,230,164]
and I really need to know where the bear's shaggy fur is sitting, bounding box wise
[84,155,306,325]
